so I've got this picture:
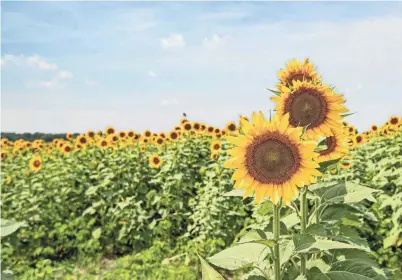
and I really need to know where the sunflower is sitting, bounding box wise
[174,126,182,131]
[155,137,164,146]
[168,131,179,142]
[127,130,135,138]
[149,154,163,168]
[317,129,349,163]
[66,133,73,140]
[370,125,379,134]
[1,152,7,161]
[340,161,353,169]
[180,118,189,125]
[272,80,348,140]
[346,126,356,136]
[210,141,222,153]
[389,115,401,128]
[97,139,109,149]
[207,126,215,134]
[277,58,322,87]
[86,130,95,138]
[211,153,219,160]
[354,134,366,145]
[346,137,357,150]
[107,134,119,144]
[118,131,127,139]
[225,121,238,133]
[6,176,12,184]
[224,112,321,204]
[76,135,88,146]
[182,122,192,132]
[105,126,115,135]
[97,130,103,136]
[62,144,73,155]
[143,130,152,138]
[75,143,84,151]
[193,122,201,132]
[29,156,43,172]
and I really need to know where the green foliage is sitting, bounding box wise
[323,133,402,270]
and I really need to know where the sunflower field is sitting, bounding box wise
[1,58,402,280]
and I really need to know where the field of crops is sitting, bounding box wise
[1,59,402,280]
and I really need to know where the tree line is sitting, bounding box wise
[0,132,80,142]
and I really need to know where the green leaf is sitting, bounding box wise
[306,224,328,237]
[282,213,299,229]
[293,234,316,251]
[208,243,270,271]
[267,88,281,96]
[299,240,369,253]
[280,238,295,266]
[325,259,387,279]
[198,254,225,280]
[307,259,330,272]
[238,230,276,247]
[92,228,102,240]
[0,219,26,237]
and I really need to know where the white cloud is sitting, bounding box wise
[85,80,98,87]
[36,70,73,89]
[148,70,157,77]
[161,34,186,49]
[203,34,227,49]
[161,98,179,106]
[1,54,57,70]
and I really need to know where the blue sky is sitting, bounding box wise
[1,1,402,133]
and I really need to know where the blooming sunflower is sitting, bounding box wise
[210,141,222,153]
[317,129,349,163]
[224,112,321,205]
[1,152,7,161]
[86,130,95,138]
[193,122,201,132]
[127,130,135,138]
[225,121,238,134]
[97,139,109,149]
[62,144,73,155]
[105,126,115,135]
[180,118,189,125]
[277,58,322,87]
[76,135,88,146]
[272,80,348,140]
[118,131,127,139]
[29,156,43,172]
[211,153,219,160]
[207,126,215,134]
[168,131,179,142]
[155,137,164,146]
[66,133,73,140]
[182,123,192,132]
[354,134,366,146]
[149,154,163,168]
[389,115,401,128]
[370,125,379,134]
[339,156,353,169]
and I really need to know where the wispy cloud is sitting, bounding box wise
[36,70,73,89]
[161,33,185,49]
[1,54,57,70]
[203,34,227,49]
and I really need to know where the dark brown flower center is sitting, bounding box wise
[213,144,220,150]
[153,157,160,164]
[214,128,220,133]
[228,124,236,131]
[120,132,126,138]
[157,139,163,144]
[89,132,94,137]
[371,125,378,131]
[184,124,191,130]
[356,136,363,143]
[284,90,328,128]
[113,136,118,142]
[390,117,398,125]
[79,137,87,144]
[33,160,41,168]
[319,136,336,156]
[245,132,301,185]
[128,132,134,137]
[102,141,107,146]
[208,127,214,133]
[107,129,114,134]
[145,131,151,137]
[170,132,178,140]
[64,146,71,152]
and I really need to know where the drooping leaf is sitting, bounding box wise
[198,254,225,280]
[0,219,26,238]
[208,243,270,271]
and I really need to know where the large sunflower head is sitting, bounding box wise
[271,80,348,140]
[29,156,43,173]
[277,58,322,87]
[317,128,349,163]
[149,154,163,168]
[224,112,321,205]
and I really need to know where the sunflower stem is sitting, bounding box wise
[273,202,281,280]
[300,187,308,276]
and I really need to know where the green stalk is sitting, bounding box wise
[273,202,281,280]
[300,187,308,276]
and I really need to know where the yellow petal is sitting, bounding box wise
[224,157,243,169]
